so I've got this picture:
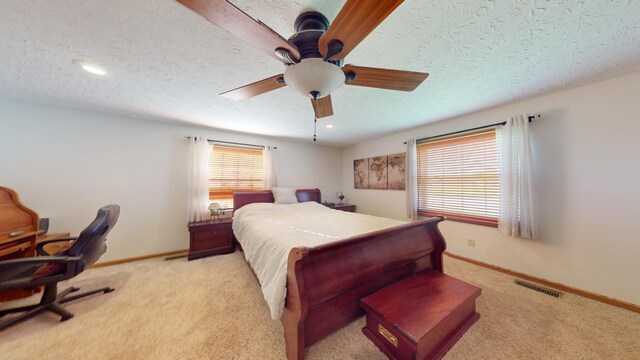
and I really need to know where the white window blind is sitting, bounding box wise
[417,129,499,226]
[209,145,264,209]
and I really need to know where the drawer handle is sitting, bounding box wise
[378,324,397,347]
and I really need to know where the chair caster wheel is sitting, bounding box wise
[104,288,115,293]
[60,314,74,322]
[70,287,80,292]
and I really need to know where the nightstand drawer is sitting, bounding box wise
[193,228,231,243]
[192,235,230,251]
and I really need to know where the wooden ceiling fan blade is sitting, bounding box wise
[311,95,334,118]
[220,74,285,101]
[342,65,428,91]
[177,0,299,62]
[318,0,404,61]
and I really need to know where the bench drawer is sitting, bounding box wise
[363,314,416,360]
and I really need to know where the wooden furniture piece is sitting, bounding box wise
[360,269,481,360]
[188,217,234,261]
[0,187,41,301]
[0,187,39,259]
[233,188,446,360]
[327,204,356,212]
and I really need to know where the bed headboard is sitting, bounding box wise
[233,188,321,212]
[295,188,321,203]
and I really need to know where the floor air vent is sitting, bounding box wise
[514,279,562,298]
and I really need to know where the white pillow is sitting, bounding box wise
[272,187,299,204]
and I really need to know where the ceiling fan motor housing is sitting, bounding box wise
[294,11,329,32]
[289,11,342,66]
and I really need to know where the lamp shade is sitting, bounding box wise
[284,58,345,98]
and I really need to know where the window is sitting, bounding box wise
[209,145,264,209]
[417,129,499,226]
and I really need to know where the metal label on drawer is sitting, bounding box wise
[378,324,398,347]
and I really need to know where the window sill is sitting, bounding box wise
[418,211,498,228]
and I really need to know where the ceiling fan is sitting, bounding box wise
[177,0,429,134]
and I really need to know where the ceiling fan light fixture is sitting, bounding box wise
[283,58,345,98]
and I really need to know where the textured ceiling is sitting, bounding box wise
[1,0,640,146]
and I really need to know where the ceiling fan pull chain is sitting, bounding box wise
[310,90,319,142]
[313,116,317,142]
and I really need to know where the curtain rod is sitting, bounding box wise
[403,114,540,145]
[184,136,267,149]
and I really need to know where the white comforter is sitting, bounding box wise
[232,201,405,320]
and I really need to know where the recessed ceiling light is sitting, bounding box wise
[82,64,106,76]
[73,60,107,76]
[325,124,335,129]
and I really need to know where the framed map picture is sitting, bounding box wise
[353,152,407,190]
[387,153,406,190]
[353,158,369,189]
[368,156,388,189]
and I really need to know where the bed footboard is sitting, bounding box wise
[281,217,446,360]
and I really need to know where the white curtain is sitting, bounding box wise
[497,115,537,239]
[405,138,418,220]
[263,146,275,190]
[187,137,211,222]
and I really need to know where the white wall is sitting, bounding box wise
[0,99,343,262]
[342,71,640,305]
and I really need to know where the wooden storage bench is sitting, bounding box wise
[360,269,481,360]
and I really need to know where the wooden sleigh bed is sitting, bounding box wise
[233,188,446,360]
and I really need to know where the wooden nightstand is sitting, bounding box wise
[187,217,234,261]
[327,204,356,212]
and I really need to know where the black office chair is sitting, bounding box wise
[0,205,120,330]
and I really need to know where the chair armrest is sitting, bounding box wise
[36,237,77,256]
[0,256,82,285]
[39,237,78,243]
[0,256,81,268]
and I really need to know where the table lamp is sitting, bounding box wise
[208,203,221,222]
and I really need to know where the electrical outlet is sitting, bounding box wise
[467,239,476,248]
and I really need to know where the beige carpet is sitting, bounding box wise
[1,252,638,360]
